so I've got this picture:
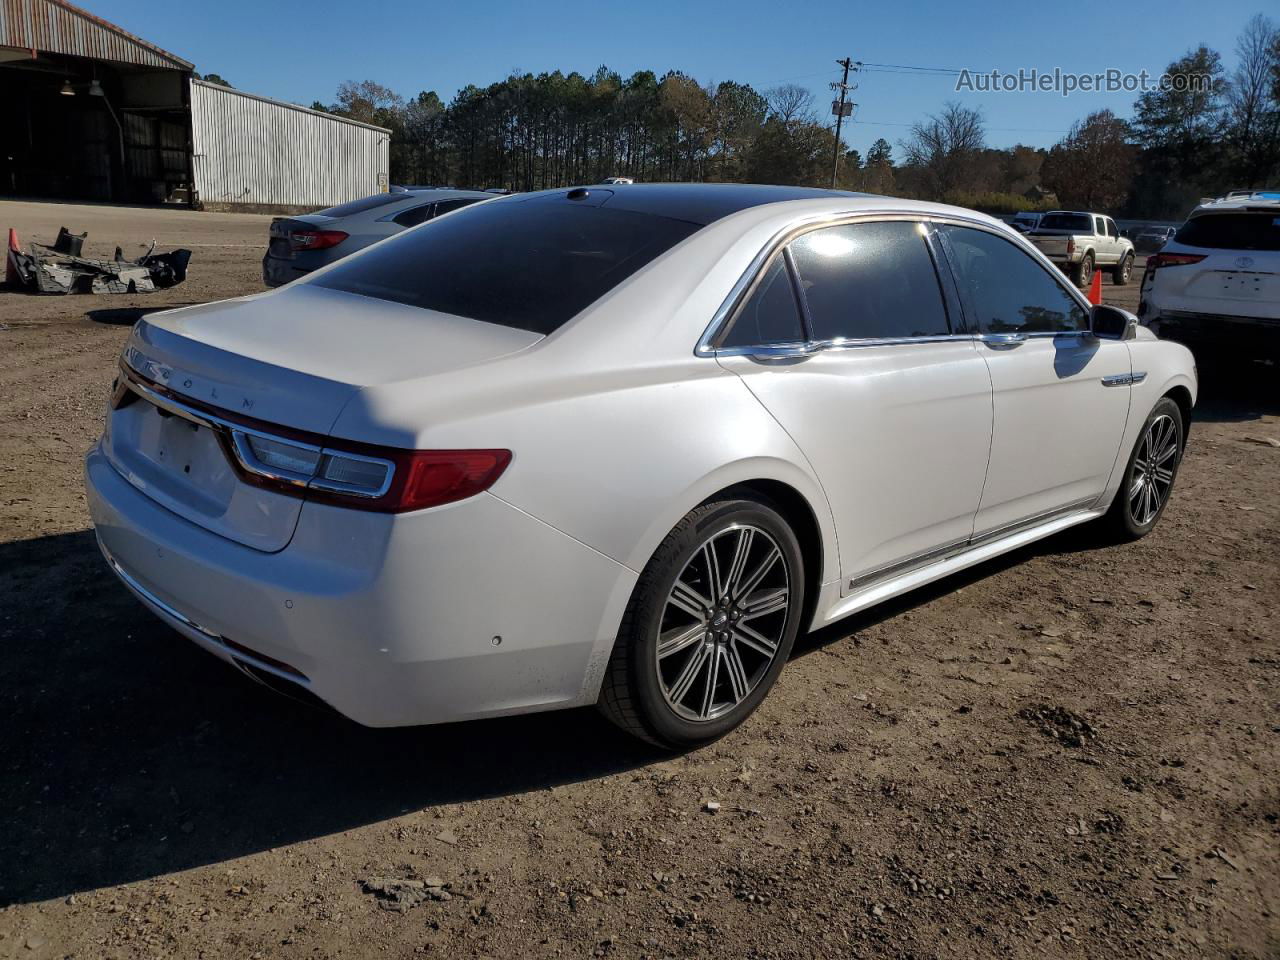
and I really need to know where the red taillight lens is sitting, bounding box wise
[1066,237,1075,255]
[1148,253,1206,270]
[289,230,348,251]
[376,449,513,513]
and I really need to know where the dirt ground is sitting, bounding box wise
[0,200,1276,960]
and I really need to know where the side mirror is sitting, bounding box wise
[1090,304,1137,341]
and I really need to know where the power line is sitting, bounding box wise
[850,118,1069,134]
[859,61,964,75]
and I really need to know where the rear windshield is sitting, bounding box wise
[1038,213,1092,231]
[313,193,404,218]
[312,198,701,334]
[1176,213,1280,251]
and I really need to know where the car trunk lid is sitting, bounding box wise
[104,285,543,551]
[267,215,333,260]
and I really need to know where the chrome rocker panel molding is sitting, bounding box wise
[825,502,1105,624]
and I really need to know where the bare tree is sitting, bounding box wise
[900,101,986,198]
[766,84,816,124]
[1226,14,1280,186]
[333,80,404,125]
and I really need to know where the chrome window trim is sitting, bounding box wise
[119,362,395,499]
[695,209,1091,360]
[696,211,959,357]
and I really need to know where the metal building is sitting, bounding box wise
[1,0,390,210]
[190,81,389,213]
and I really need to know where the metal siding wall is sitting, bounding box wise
[0,0,188,69]
[190,81,389,209]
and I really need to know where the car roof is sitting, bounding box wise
[506,183,865,226]
[400,188,492,199]
[1190,194,1280,216]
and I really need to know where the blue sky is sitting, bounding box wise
[100,0,1263,156]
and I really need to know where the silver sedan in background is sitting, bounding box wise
[262,188,491,287]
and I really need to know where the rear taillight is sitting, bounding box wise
[234,431,510,513]
[1148,253,1206,270]
[116,364,510,514]
[289,230,348,251]
[360,449,513,514]
[1066,237,1075,256]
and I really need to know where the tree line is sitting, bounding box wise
[314,12,1279,220]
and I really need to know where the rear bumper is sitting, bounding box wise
[1145,309,1280,356]
[85,443,636,727]
[261,254,312,288]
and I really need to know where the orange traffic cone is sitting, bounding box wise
[5,228,20,288]
[1086,267,1102,305]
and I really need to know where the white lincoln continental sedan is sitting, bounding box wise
[86,184,1197,748]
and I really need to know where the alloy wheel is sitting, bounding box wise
[655,524,790,722]
[1129,414,1178,526]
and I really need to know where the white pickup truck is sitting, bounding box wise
[1028,210,1136,287]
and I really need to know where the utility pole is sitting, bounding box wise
[830,58,858,189]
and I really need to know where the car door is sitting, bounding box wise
[1106,217,1125,263]
[937,223,1132,538]
[1093,216,1115,264]
[713,218,994,592]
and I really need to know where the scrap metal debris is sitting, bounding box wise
[5,225,191,295]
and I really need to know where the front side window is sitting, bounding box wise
[787,221,950,341]
[719,256,805,348]
[312,197,700,335]
[940,225,1087,334]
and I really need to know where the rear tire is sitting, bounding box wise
[1099,397,1184,541]
[1111,253,1133,286]
[598,497,805,749]
[1072,254,1094,287]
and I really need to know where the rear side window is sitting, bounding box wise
[720,257,805,348]
[1039,213,1092,231]
[434,197,483,216]
[312,198,700,334]
[392,203,435,228]
[940,225,1087,334]
[1176,213,1280,251]
[788,221,950,341]
[313,193,403,218]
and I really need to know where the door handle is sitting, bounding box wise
[978,333,1027,347]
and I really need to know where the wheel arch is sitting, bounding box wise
[1163,383,1193,435]
[697,478,827,638]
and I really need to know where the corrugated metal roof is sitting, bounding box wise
[0,0,193,70]
[192,79,391,135]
